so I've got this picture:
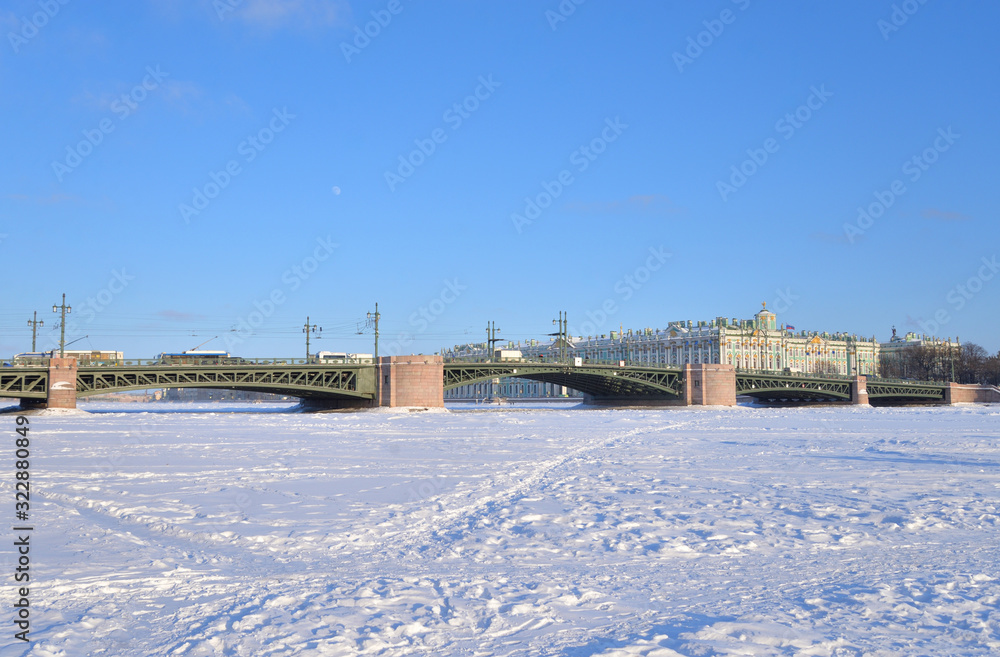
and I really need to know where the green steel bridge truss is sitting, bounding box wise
[864,379,947,402]
[443,362,685,399]
[0,364,376,401]
[0,368,48,399]
[734,371,947,403]
[735,372,853,401]
[0,361,951,405]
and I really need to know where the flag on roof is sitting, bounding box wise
[786,325,796,330]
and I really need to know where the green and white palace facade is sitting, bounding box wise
[449,305,881,376]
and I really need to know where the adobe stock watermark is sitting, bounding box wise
[842,127,958,243]
[673,0,751,73]
[340,0,407,63]
[878,0,931,41]
[716,84,832,202]
[179,107,295,223]
[44,269,135,352]
[7,0,70,54]
[97,419,154,475]
[224,236,338,351]
[769,287,799,314]
[384,75,500,192]
[545,0,586,31]
[383,278,467,356]
[51,66,169,182]
[204,491,256,539]
[212,0,242,19]
[406,474,448,504]
[569,246,671,337]
[917,255,998,336]
[511,117,628,234]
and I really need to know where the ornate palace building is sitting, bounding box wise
[446,305,881,376]
[878,327,960,380]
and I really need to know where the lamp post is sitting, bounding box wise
[52,294,71,357]
[780,326,787,372]
[951,336,958,382]
[303,317,321,361]
[759,326,770,371]
[27,312,44,352]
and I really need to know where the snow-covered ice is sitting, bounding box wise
[3,402,999,656]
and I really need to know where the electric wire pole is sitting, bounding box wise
[52,294,71,357]
[367,303,380,363]
[551,311,568,362]
[303,317,321,361]
[486,321,501,360]
[367,303,381,403]
[27,311,43,352]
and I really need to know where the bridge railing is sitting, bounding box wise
[863,376,949,386]
[734,367,862,381]
[443,359,894,378]
[733,368,948,385]
[442,356,684,369]
[1,358,49,368]
[1,356,376,368]
[0,355,958,385]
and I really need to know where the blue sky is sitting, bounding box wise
[2,0,998,358]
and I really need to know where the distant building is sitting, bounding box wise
[879,327,959,379]
[446,305,881,376]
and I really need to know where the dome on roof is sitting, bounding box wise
[754,303,777,330]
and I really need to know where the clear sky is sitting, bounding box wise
[2,0,998,358]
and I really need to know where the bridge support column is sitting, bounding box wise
[378,356,444,408]
[46,358,78,409]
[684,364,736,406]
[850,375,869,405]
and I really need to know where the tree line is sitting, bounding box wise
[879,342,1000,385]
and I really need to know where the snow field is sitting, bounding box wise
[2,403,998,656]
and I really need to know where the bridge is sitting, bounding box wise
[444,361,685,402]
[2,356,997,411]
[442,361,991,405]
[3,358,377,410]
[733,370,952,404]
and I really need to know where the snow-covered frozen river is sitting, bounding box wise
[4,402,999,656]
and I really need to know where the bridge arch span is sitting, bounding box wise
[74,365,376,405]
[443,363,684,400]
[735,373,853,402]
